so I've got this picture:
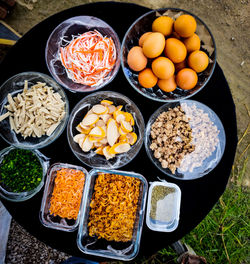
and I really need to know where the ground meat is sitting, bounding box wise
[150,106,195,174]
[178,103,220,172]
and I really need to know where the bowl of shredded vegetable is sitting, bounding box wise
[67,91,145,169]
[45,16,121,93]
[0,146,49,202]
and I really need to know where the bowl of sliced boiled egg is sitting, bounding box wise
[121,8,216,102]
[67,91,145,169]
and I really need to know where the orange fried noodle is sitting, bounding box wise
[49,168,85,220]
[88,173,141,242]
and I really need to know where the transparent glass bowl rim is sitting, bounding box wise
[120,7,217,102]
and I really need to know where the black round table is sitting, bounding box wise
[0,2,237,262]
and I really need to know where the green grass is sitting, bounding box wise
[183,180,250,264]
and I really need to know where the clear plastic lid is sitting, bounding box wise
[146,181,181,232]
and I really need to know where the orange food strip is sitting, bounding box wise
[60,30,116,86]
[49,168,85,220]
[88,173,141,242]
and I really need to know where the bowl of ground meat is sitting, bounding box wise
[144,100,226,180]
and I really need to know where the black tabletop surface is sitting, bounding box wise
[0,2,237,262]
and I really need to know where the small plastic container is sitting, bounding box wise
[146,181,181,232]
[77,168,148,261]
[40,163,88,232]
[0,146,49,202]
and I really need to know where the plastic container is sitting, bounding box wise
[77,168,148,261]
[0,72,69,149]
[144,100,226,180]
[146,181,181,232]
[0,146,49,202]
[40,162,88,232]
[67,91,145,169]
[121,8,216,102]
[45,16,121,93]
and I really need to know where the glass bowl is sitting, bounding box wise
[121,8,216,102]
[0,72,69,149]
[45,16,121,93]
[67,91,145,169]
[146,181,181,232]
[144,100,226,180]
[77,168,148,261]
[0,146,49,202]
[40,162,88,232]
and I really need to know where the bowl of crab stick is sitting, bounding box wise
[67,91,145,169]
[45,16,121,93]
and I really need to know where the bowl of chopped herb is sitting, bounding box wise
[0,146,49,202]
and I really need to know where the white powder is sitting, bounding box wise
[155,192,176,222]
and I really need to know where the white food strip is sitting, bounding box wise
[0,81,65,138]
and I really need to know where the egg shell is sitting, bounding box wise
[164,38,187,64]
[142,32,165,58]
[127,46,148,71]
[139,32,152,47]
[152,57,175,80]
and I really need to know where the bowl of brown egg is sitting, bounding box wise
[121,8,216,102]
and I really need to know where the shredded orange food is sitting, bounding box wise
[88,173,141,242]
[60,30,116,86]
[49,168,85,220]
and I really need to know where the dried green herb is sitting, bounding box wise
[150,185,174,220]
[0,149,43,192]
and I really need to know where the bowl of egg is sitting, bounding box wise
[67,91,145,169]
[121,8,216,102]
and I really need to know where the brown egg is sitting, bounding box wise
[152,57,175,80]
[158,75,177,92]
[164,38,187,63]
[139,32,152,47]
[152,16,174,36]
[183,33,201,53]
[176,68,198,90]
[127,46,148,71]
[142,32,165,58]
[138,68,158,88]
